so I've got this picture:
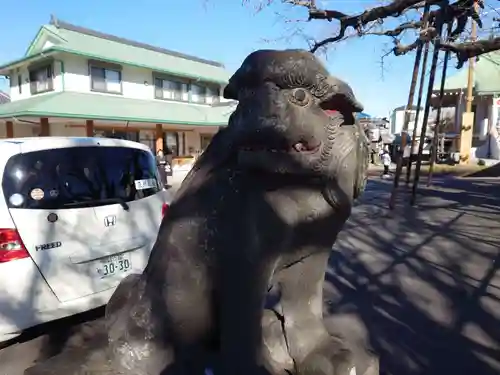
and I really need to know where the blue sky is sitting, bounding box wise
[0,0,461,117]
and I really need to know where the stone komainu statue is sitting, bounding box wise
[25,49,374,375]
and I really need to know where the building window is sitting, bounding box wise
[17,75,22,94]
[205,86,220,105]
[139,131,155,152]
[97,130,139,141]
[191,84,206,103]
[90,65,122,94]
[165,131,179,156]
[153,74,220,105]
[154,78,188,101]
[29,64,53,95]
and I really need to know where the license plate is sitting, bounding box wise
[96,253,131,278]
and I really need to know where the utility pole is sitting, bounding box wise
[459,0,479,164]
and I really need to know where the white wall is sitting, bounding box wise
[9,60,64,101]
[391,109,423,135]
[455,94,466,130]
[0,122,36,138]
[13,124,37,137]
[455,94,493,139]
[49,123,86,137]
[0,121,33,138]
[474,96,490,139]
[493,96,500,131]
[62,53,157,100]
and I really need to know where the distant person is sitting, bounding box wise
[156,149,167,187]
[378,147,384,165]
[164,147,173,178]
[381,149,392,177]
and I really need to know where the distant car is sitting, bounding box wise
[0,137,172,343]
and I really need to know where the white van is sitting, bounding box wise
[0,137,171,343]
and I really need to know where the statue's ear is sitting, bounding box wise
[321,96,359,113]
[321,97,359,125]
[319,76,364,115]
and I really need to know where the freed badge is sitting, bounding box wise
[35,241,62,251]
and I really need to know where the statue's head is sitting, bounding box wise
[223,49,368,199]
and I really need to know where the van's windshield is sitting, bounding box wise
[2,146,161,210]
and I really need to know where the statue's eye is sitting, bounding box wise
[289,88,310,106]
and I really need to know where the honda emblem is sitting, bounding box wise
[104,215,117,227]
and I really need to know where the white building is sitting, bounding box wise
[0,16,235,168]
[429,51,500,160]
[389,105,424,135]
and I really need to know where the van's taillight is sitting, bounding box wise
[162,203,169,217]
[0,228,30,263]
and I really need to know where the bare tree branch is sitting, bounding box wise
[241,0,500,69]
[439,36,500,67]
[365,21,423,37]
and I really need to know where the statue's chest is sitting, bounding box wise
[215,171,337,228]
[263,188,335,227]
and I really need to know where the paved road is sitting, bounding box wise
[1,178,499,375]
[326,176,500,375]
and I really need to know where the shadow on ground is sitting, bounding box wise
[3,178,500,375]
[463,162,500,178]
[325,178,500,375]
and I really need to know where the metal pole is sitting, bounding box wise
[410,1,448,206]
[389,2,431,210]
[427,22,452,186]
[406,23,431,185]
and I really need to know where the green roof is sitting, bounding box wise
[1,20,231,84]
[433,51,500,94]
[0,92,234,126]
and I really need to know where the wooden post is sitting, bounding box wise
[40,118,50,137]
[459,0,479,164]
[406,40,431,184]
[85,120,94,137]
[410,1,448,206]
[155,124,163,153]
[5,121,13,138]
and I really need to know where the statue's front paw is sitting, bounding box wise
[297,338,354,375]
[296,335,379,375]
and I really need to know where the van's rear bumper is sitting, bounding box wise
[0,258,115,343]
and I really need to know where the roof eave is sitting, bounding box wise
[0,110,229,126]
[476,90,500,95]
[0,47,230,84]
[51,17,226,68]
[0,49,59,75]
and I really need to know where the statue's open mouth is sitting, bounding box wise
[241,141,322,155]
